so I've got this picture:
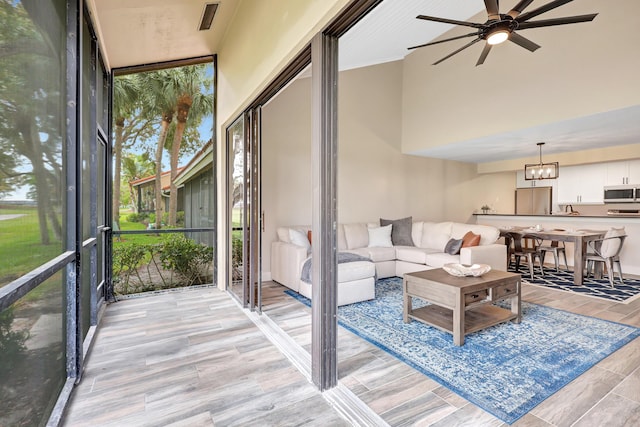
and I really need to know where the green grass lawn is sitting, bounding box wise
[0,206,62,287]
[114,214,176,247]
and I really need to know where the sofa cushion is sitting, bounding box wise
[344,223,369,249]
[425,252,460,268]
[367,224,393,247]
[462,231,481,248]
[395,246,437,264]
[380,216,414,246]
[345,248,370,258]
[338,261,377,282]
[451,223,499,245]
[362,246,396,262]
[411,221,424,246]
[337,224,348,251]
[420,222,453,251]
[278,226,309,243]
[289,228,311,250]
[444,238,463,255]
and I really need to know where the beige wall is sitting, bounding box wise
[261,61,515,274]
[217,0,348,132]
[401,0,640,165]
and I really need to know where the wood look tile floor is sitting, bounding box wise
[63,278,640,427]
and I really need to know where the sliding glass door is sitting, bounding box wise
[227,109,262,311]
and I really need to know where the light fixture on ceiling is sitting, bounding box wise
[199,3,219,31]
[486,29,509,45]
[525,142,559,180]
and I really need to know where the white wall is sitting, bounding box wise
[261,60,516,275]
[401,0,640,156]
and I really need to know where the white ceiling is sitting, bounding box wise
[89,0,638,163]
[87,0,241,69]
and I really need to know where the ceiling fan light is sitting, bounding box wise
[487,30,509,45]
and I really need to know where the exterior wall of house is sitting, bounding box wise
[183,168,215,247]
[400,0,640,171]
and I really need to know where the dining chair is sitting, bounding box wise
[508,233,545,280]
[538,240,568,272]
[585,233,626,287]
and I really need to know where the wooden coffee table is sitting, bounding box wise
[403,268,521,346]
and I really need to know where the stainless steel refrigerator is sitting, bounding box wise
[515,187,552,215]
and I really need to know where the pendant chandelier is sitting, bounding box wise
[524,142,559,180]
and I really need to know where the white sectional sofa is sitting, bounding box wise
[271,220,507,305]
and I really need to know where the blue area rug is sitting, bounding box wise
[509,267,640,303]
[285,277,640,424]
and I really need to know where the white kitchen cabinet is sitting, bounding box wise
[605,160,640,185]
[557,164,605,204]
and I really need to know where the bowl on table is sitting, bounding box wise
[442,263,491,277]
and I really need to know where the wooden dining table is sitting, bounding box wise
[499,227,607,286]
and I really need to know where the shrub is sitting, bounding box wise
[112,243,151,294]
[231,233,243,281]
[159,235,213,286]
[112,235,213,295]
[125,212,149,223]
[162,211,185,227]
[0,308,28,380]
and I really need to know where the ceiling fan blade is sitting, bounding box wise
[408,32,479,50]
[432,38,482,65]
[484,0,500,20]
[509,32,541,52]
[517,14,598,30]
[417,15,484,29]
[508,0,535,18]
[516,0,573,23]
[476,43,492,66]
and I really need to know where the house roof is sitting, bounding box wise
[174,139,214,185]
[130,167,186,191]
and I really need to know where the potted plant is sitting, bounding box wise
[481,204,490,214]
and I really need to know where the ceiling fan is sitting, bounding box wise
[409,0,597,66]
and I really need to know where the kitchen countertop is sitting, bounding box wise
[474,213,640,219]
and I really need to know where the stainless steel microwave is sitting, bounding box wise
[603,185,636,203]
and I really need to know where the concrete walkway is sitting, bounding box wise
[0,214,26,221]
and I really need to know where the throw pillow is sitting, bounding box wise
[380,216,414,246]
[444,238,463,255]
[462,231,481,247]
[307,230,312,245]
[289,228,311,250]
[367,224,393,247]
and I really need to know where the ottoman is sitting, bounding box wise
[298,255,376,306]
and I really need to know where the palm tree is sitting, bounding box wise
[112,75,140,228]
[165,64,213,226]
[138,69,179,229]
